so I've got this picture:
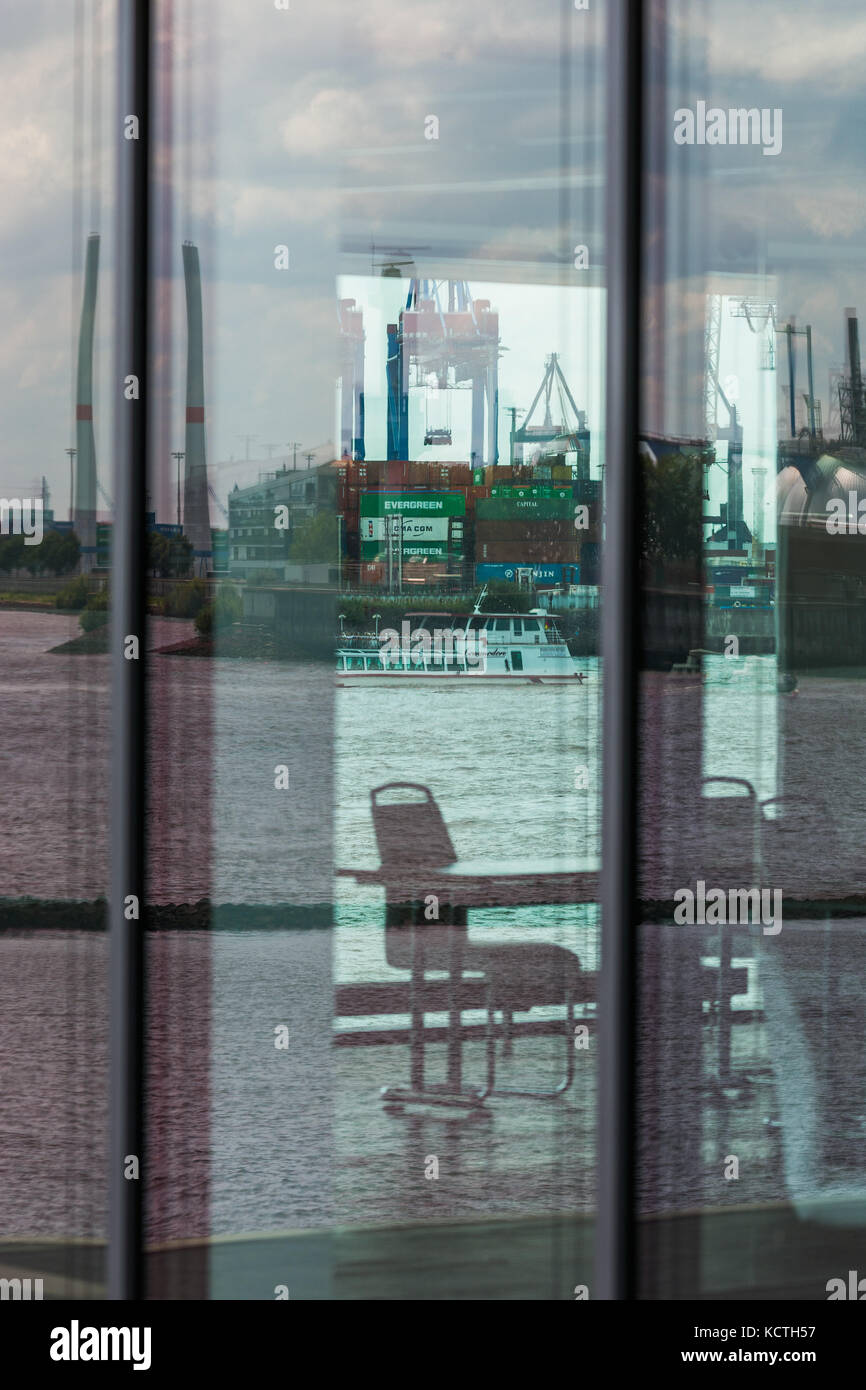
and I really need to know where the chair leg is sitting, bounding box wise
[409,924,425,1089]
[486,992,576,1099]
[380,929,489,1111]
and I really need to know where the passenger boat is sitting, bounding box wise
[336,592,587,684]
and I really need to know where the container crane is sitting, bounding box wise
[512,353,590,475]
[386,278,500,465]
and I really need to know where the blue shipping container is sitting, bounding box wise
[476,563,578,585]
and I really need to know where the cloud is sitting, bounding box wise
[690,3,866,88]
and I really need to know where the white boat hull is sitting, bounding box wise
[337,671,588,686]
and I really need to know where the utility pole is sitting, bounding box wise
[304,452,315,469]
[171,451,185,526]
[786,320,796,439]
[66,447,76,522]
[504,407,523,467]
[237,433,258,461]
[778,319,819,442]
[286,441,301,471]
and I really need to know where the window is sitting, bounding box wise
[19,0,860,1316]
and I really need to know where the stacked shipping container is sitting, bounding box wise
[336,461,602,587]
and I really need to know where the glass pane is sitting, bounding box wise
[330,0,605,1299]
[0,2,114,1299]
[145,0,606,1299]
[639,0,866,1299]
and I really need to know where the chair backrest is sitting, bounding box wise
[697,776,760,887]
[371,784,460,972]
[371,782,457,872]
[665,775,759,891]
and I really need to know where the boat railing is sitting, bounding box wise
[338,632,385,648]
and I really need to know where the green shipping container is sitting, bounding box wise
[96,522,112,567]
[476,495,575,521]
[489,485,571,500]
[360,491,465,517]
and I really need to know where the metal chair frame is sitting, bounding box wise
[371,782,581,1111]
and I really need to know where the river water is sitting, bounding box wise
[3,609,866,1255]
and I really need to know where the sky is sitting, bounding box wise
[1,0,866,524]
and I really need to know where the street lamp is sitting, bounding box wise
[338,612,346,636]
[373,613,382,637]
[65,447,76,522]
[171,451,185,527]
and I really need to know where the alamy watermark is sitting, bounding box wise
[0,497,43,545]
[827,1270,866,1299]
[49,1321,151,1371]
[825,493,866,534]
[673,103,782,157]
[0,1276,43,1299]
[379,621,488,670]
[674,880,783,935]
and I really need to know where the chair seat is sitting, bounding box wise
[465,942,585,1010]
[385,931,583,1010]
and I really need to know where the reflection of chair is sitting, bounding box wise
[669,777,759,1090]
[371,782,586,1108]
[758,796,866,1224]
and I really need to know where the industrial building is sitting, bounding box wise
[227,461,338,581]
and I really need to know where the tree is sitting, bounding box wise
[33,529,80,575]
[289,511,337,563]
[148,530,193,577]
[640,449,707,568]
[0,534,26,574]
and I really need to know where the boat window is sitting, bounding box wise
[523,618,539,632]
[495,618,510,632]
[513,618,522,636]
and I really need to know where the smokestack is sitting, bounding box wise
[74,234,99,569]
[751,466,767,550]
[726,405,745,549]
[847,309,862,390]
[843,307,866,446]
[182,242,212,575]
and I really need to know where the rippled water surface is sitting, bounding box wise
[3,610,866,1253]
